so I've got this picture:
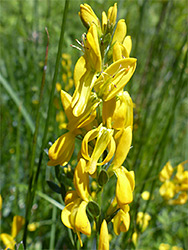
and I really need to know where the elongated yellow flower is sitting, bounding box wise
[48,131,77,167]
[115,166,135,207]
[94,58,137,101]
[107,3,117,28]
[81,124,116,175]
[108,126,132,172]
[98,220,109,250]
[79,3,100,29]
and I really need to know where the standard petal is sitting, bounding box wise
[48,131,76,166]
[73,158,90,201]
[112,19,127,44]
[110,127,132,171]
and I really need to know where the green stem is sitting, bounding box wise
[49,206,57,250]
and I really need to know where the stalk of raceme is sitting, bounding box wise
[48,3,137,248]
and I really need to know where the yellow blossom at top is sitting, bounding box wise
[79,3,100,29]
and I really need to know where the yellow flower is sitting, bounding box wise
[171,246,184,250]
[159,180,176,200]
[159,161,173,182]
[115,166,135,207]
[48,131,77,167]
[159,243,171,250]
[0,215,25,250]
[136,212,151,232]
[0,234,16,250]
[102,11,107,33]
[61,158,92,246]
[61,198,91,247]
[102,91,133,130]
[112,205,130,235]
[169,192,188,205]
[141,191,150,201]
[98,220,109,250]
[107,3,117,28]
[94,58,137,101]
[81,124,116,175]
[56,82,62,92]
[112,19,127,45]
[109,126,132,172]
[132,232,138,246]
[60,90,100,131]
[79,3,100,29]
[174,161,188,184]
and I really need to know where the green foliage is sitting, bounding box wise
[0,0,187,249]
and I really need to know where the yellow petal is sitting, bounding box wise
[11,215,25,238]
[159,181,175,200]
[98,220,109,250]
[102,11,107,33]
[75,201,91,236]
[71,70,97,117]
[84,126,115,175]
[94,58,137,101]
[107,3,117,27]
[115,167,133,206]
[169,192,188,205]
[64,190,79,205]
[73,158,90,201]
[113,209,130,235]
[113,42,129,61]
[112,19,127,44]
[159,161,173,182]
[48,131,76,166]
[61,198,81,230]
[79,3,100,29]
[123,36,132,56]
[103,91,133,130]
[110,127,132,171]
[0,233,16,250]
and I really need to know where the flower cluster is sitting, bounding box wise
[48,3,137,248]
[159,161,188,205]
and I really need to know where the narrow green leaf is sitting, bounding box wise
[0,73,35,134]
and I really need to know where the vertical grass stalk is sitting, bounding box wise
[23,0,69,246]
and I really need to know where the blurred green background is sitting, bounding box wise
[0,0,187,249]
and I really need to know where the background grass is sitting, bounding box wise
[0,0,187,249]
